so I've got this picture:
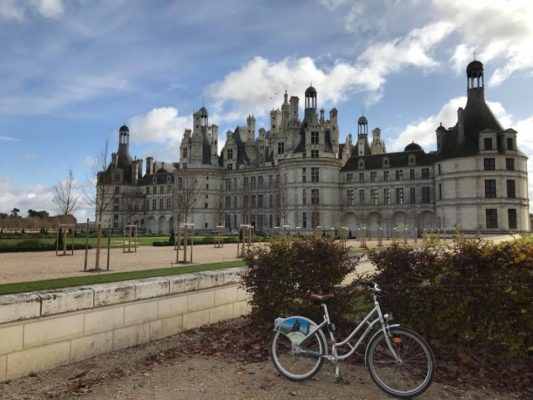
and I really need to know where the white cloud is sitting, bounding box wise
[208,21,454,122]
[432,0,533,86]
[35,0,64,18]
[0,177,90,220]
[0,0,64,20]
[128,107,190,144]
[0,136,19,142]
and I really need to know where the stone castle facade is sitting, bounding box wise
[97,61,530,235]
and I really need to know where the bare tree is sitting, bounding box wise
[173,169,200,227]
[53,168,80,254]
[83,141,115,269]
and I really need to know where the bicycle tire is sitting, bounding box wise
[271,329,325,381]
[366,327,435,398]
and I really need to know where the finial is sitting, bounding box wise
[472,50,477,61]
[202,96,204,107]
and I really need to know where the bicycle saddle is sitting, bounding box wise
[310,293,334,303]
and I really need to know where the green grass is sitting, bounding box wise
[0,260,246,296]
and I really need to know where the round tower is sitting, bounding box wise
[304,85,317,109]
[357,115,368,135]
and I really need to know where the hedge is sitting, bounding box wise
[0,240,91,253]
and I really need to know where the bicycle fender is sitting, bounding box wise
[364,324,401,366]
[273,316,328,355]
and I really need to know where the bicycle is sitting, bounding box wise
[271,280,435,398]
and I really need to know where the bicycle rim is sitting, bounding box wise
[367,328,434,398]
[271,330,324,381]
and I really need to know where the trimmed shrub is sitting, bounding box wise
[367,238,533,362]
[241,237,359,323]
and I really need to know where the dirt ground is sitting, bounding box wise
[0,319,519,400]
[0,239,389,284]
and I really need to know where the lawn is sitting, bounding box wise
[0,259,246,295]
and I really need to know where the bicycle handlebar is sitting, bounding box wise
[358,280,382,293]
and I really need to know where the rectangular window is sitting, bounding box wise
[251,177,256,189]
[152,199,156,210]
[159,186,164,194]
[114,186,120,194]
[484,137,493,150]
[484,158,495,171]
[370,171,377,182]
[258,195,264,208]
[485,179,497,198]
[227,164,233,171]
[370,189,378,205]
[359,172,364,182]
[438,183,442,200]
[311,167,319,183]
[486,209,498,228]
[347,173,353,183]
[507,137,513,151]
[410,187,416,204]
[227,148,233,160]
[251,195,256,208]
[438,164,441,175]
[384,188,390,204]
[113,205,119,211]
[311,131,319,145]
[395,188,404,205]
[311,149,319,158]
[302,168,307,183]
[167,185,172,193]
[159,198,164,210]
[146,187,150,195]
[225,196,231,209]
[278,142,285,154]
[347,189,354,206]
[243,177,249,189]
[258,176,263,189]
[507,180,516,198]
[225,179,231,191]
[302,189,307,205]
[396,170,403,181]
[383,171,389,182]
[167,198,172,210]
[421,187,431,203]
[311,189,319,205]
[506,158,515,171]
[409,169,415,180]
[359,189,365,205]
[204,202,208,209]
[302,212,307,229]
[508,209,517,229]
[421,168,430,179]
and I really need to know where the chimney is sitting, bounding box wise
[146,157,154,175]
[457,108,465,144]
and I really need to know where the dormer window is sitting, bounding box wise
[227,149,233,160]
[152,177,157,184]
[311,131,319,145]
[383,158,389,167]
[359,160,365,169]
[507,137,514,151]
[484,138,493,150]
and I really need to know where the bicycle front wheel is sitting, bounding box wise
[271,329,325,381]
[366,327,435,398]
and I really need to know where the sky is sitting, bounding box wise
[1,0,533,220]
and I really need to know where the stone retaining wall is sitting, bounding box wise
[0,268,250,382]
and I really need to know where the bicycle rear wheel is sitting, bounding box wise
[271,330,325,381]
[366,327,435,398]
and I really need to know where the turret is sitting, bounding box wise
[118,125,130,155]
[357,115,370,156]
[289,96,299,123]
[246,114,256,142]
[146,157,154,175]
[466,60,484,100]
[304,85,317,121]
[436,123,446,154]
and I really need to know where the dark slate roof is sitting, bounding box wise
[404,142,423,152]
[341,150,436,172]
[439,88,503,159]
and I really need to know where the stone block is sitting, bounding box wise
[197,271,224,289]
[90,282,135,307]
[0,293,41,324]
[214,286,238,306]
[186,290,214,312]
[236,287,251,301]
[124,301,158,326]
[222,268,245,285]
[149,316,182,340]
[182,309,210,331]
[168,273,199,294]
[134,278,170,300]
[24,314,84,349]
[113,323,150,350]
[71,331,113,362]
[38,288,94,316]
[157,295,187,319]
[234,301,252,317]
[0,325,23,355]
[6,341,71,380]
[209,303,234,324]
[84,306,124,335]
[0,355,6,382]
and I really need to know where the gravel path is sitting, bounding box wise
[0,320,518,400]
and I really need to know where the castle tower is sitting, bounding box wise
[370,127,386,154]
[118,125,130,155]
[357,115,370,156]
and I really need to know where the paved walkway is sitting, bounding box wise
[0,235,515,285]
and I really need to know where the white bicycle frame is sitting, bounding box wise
[298,291,402,370]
